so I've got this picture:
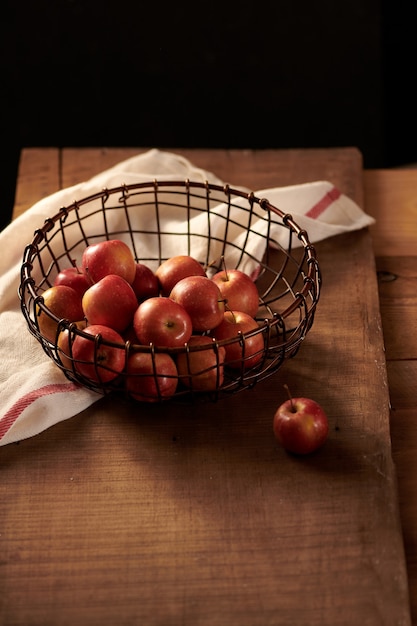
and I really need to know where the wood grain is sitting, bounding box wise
[364,168,417,625]
[364,169,417,257]
[1,147,411,626]
[374,252,417,624]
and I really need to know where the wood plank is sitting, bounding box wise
[387,394,417,625]
[364,169,417,257]
[1,147,411,626]
[60,146,364,203]
[12,147,61,219]
[364,170,417,625]
[376,256,417,360]
[376,253,417,624]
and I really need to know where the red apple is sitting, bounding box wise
[212,268,259,318]
[210,310,264,370]
[155,255,206,296]
[57,320,87,369]
[81,239,136,284]
[72,324,125,384]
[176,335,226,392]
[54,265,92,298]
[126,351,178,402]
[36,285,84,343]
[82,274,138,333]
[131,262,160,301]
[273,390,329,455]
[133,297,192,348]
[169,275,225,332]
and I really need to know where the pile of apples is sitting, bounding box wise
[36,239,265,402]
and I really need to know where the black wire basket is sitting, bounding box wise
[19,179,321,403]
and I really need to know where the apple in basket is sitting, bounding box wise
[133,297,193,348]
[169,275,225,332]
[54,265,92,298]
[81,239,136,284]
[36,285,85,343]
[176,335,226,392]
[210,310,264,370]
[126,351,178,402]
[211,268,259,318]
[57,320,87,370]
[71,324,125,384]
[82,274,138,333]
[155,255,206,296]
[273,386,329,455]
[131,262,160,302]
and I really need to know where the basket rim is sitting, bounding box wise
[20,178,320,320]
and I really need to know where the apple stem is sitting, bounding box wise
[221,255,229,281]
[73,261,83,274]
[206,255,223,270]
[284,384,296,413]
[228,310,236,323]
[222,298,230,312]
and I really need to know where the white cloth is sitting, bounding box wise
[0,148,374,446]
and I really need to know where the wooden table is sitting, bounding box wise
[364,168,417,625]
[1,147,415,626]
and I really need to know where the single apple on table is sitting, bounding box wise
[169,275,225,332]
[210,310,264,370]
[36,285,84,343]
[273,386,329,455]
[81,239,136,284]
[54,265,92,299]
[155,254,206,296]
[133,296,193,348]
[72,324,125,384]
[82,274,138,333]
[176,335,226,392]
[125,351,178,402]
[131,262,160,302]
[211,268,259,318]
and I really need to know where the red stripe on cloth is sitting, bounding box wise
[305,186,342,219]
[0,382,80,440]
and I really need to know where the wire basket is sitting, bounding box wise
[19,179,321,403]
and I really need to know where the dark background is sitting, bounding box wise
[2,0,416,231]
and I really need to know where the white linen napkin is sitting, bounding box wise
[0,148,375,446]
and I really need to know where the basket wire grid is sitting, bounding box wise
[19,179,321,402]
